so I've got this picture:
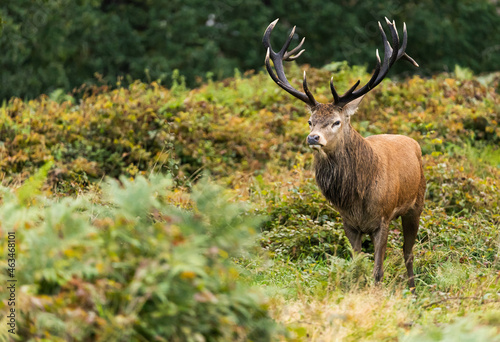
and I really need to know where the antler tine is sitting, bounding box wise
[284,37,305,61]
[303,71,316,104]
[330,77,340,104]
[402,54,419,68]
[400,23,419,67]
[391,19,399,40]
[280,25,296,56]
[385,18,400,67]
[331,19,418,107]
[262,18,279,51]
[368,49,382,87]
[262,19,318,107]
[338,80,361,101]
[398,22,407,55]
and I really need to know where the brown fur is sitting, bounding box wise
[309,102,426,290]
[314,127,378,210]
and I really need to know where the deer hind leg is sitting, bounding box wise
[401,210,421,291]
[370,225,389,284]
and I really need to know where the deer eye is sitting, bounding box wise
[308,120,312,126]
[333,120,341,127]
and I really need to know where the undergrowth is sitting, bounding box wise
[0,64,499,340]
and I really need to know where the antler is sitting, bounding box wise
[263,18,318,107]
[330,17,419,107]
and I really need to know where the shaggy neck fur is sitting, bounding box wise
[313,126,379,211]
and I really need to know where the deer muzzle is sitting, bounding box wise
[307,133,326,148]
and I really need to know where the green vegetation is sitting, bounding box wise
[0,174,278,341]
[0,63,499,340]
[1,0,500,100]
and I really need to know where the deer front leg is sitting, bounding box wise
[370,225,389,283]
[343,226,362,254]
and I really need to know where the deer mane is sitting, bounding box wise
[313,129,379,210]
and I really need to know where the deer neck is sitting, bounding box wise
[313,127,378,210]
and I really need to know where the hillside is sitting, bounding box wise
[0,64,499,341]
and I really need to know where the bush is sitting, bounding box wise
[2,63,498,194]
[0,82,179,192]
[256,176,351,260]
[0,173,278,341]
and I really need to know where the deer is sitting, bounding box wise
[262,18,426,290]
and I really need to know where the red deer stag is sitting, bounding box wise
[263,18,426,290]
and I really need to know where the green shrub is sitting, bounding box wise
[254,177,351,260]
[424,155,500,215]
[0,174,278,341]
[0,82,180,192]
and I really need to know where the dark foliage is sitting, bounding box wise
[1,0,500,100]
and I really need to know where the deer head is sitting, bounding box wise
[262,18,418,152]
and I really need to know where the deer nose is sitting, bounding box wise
[307,134,320,145]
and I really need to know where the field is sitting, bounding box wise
[0,63,499,341]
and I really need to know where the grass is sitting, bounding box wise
[242,252,500,341]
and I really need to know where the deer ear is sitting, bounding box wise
[342,95,365,116]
